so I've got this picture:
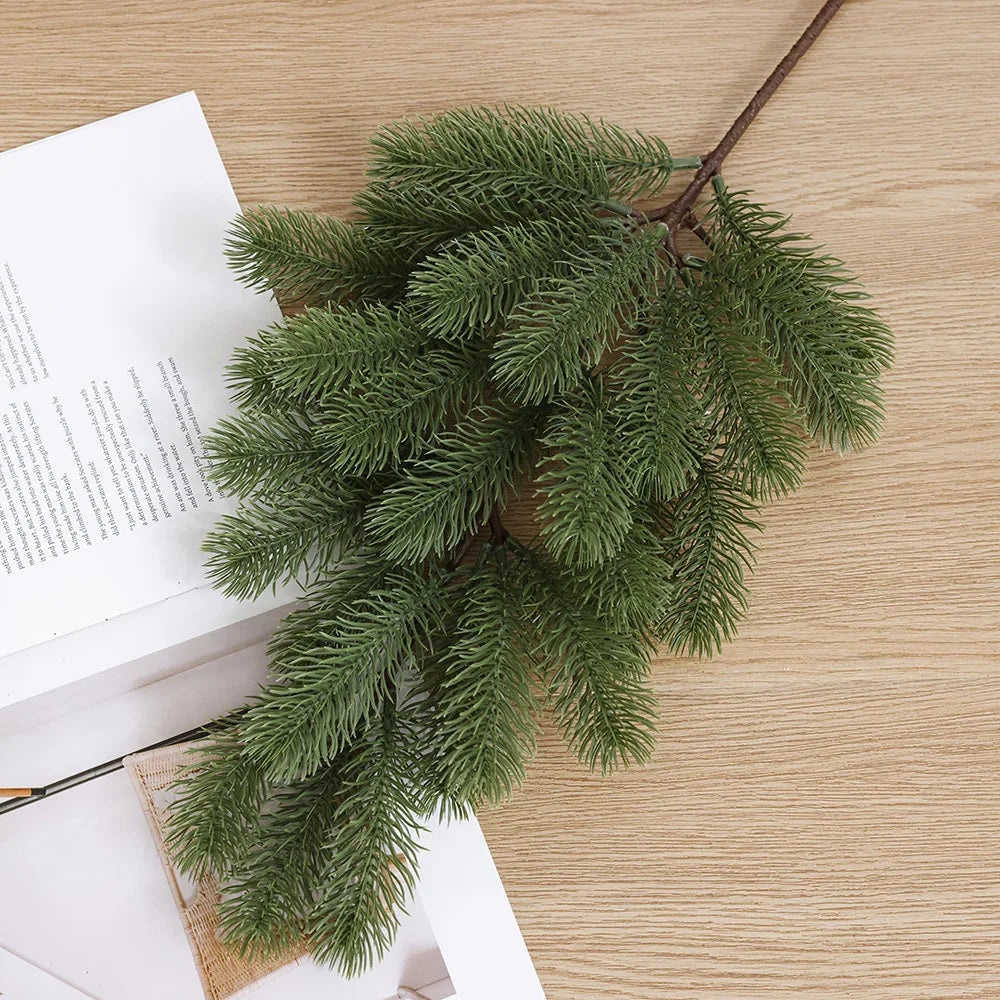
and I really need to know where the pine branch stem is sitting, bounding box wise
[488,506,510,545]
[445,507,511,569]
[446,535,475,570]
[645,0,848,230]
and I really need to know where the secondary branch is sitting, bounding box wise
[646,0,848,230]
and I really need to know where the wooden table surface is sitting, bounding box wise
[4,1,999,996]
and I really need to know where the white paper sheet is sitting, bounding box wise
[0,947,94,1000]
[0,92,282,659]
[418,818,546,1000]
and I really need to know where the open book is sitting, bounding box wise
[0,94,295,725]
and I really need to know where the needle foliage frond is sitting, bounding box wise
[492,224,665,402]
[365,403,544,563]
[516,542,658,773]
[430,545,543,806]
[227,304,425,410]
[165,723,269,881]
[536,378,636,568]
[705,178,893,451]
[305,702,427,977]
[226,207,408,305]
[406,217,624,341]
[316,342,490,476]
[240,564,452,783]
[656,456,762,658]
[366,106,689,216]
[202,478,373,600]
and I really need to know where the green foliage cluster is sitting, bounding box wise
[166,106,892,975]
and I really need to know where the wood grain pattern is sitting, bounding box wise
[4,1,999,995]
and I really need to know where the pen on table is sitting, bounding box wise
[0,718,233,817]
[0,787,46,799]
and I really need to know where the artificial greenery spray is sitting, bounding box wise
[166,0,891,975]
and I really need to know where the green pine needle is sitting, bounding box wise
[491,225,664,402]
[165,724,269,881]
[692,268,808,500]
[571,521,675,639]
[657,456,762,658]
[354,178,546,261]
[226,206,408,305]
[366,106,686,216]
[215,764,344,961]
[536,379,636,568]
[613,281,700,500]
[316,342,490,475]
[432,545,542,806]
[706,177,894,452]
[517,543,658,773]
[365,403,544,563]
[202,410,328,498]
[202,479,371,600]
[305,703,426,977]
[234,303,425,406]
[241,564,451,783]
[406,217,622,341]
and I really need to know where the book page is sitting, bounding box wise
[0,93,281,658]
[0,946,93,1000]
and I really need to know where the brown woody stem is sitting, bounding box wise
[646,0,848,230]
[487,506,510,545]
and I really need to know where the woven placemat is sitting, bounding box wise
[124,741,308,1000]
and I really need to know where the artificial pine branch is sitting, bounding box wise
[406,216,626,341]
[231,303,425,407]
[215,763,344,961]
[491,223,663,402]
[655,456,762,659]
[225,207,408,304]
[364,402,543,563]
[304,701,426,977]
[202,478,372,600]
[572,521,674,639]
[611,279,701,501]
[515,540,659,773]
[201,410,326,497]
[316,341,491,475]
[169,0,892,975]
[536,378,637,569]
[704,178,893,451]
[692,260,808,500]
[166,722,269,880]
[240,564,452,783]
[431,544,543,806]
